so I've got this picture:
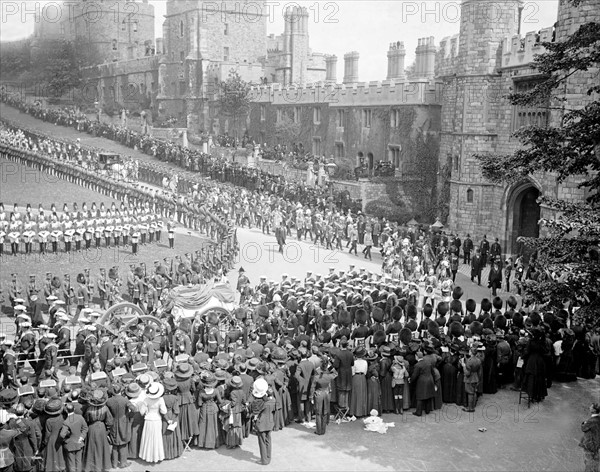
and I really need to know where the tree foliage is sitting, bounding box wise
[274,114,301,144]
[475,0,600,325]
[218,70,251,138]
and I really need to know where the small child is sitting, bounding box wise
[391,355,408,414]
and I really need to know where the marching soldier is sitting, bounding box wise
[8,273,23,307]
[1,339,17,388]
[97,268,110,310]
[63,273,74,315]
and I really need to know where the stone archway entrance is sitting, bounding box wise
[506,184,541,258]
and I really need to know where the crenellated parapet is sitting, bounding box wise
[500,26,555,69]
[435,34,459,78]
[247,78,442,106]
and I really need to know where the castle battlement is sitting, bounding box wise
[81,55,162,80]
[248,79,442,106]
[500,26,554,69]
[435,34,459,78]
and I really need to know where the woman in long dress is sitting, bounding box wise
[139,382,167,463]
[223,376,245,448]
[196,373,223,449]
[174,363,200,443]
[125,382,145,459]
[366,350,382,414]
[349,347,369,418]
[41,398,66,472]
[162,378,183,460]
[83,390,114,472]
[379,346,395,413]
[311,359,337,435]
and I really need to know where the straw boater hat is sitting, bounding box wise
[44,398,64,416]
[146,382,164,399]
[125,383,142,399]
[228,376,243,389]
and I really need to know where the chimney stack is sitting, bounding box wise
[343,51,359,84]
[325,55,337,83]
[415,36,436,79]
[387,41,406,80]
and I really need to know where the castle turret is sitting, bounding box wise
[387,42,406,81]
[343,51,359,84]
[325,55,338,83]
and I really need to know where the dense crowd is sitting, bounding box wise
[0,92,598,471]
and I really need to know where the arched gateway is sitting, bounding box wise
[504,181,541,258]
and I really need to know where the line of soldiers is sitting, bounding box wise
[0,201,163,257]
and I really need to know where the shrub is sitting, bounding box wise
[365,198,413,224]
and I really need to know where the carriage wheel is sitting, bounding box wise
[97,302,146,334]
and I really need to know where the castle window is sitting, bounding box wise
[313,137,322,156]
[453,154,460,171]
[112,39,117,51]
[388,145,401,169]
[122,20,126,31]
[133,21,138,33]
[313,107,321,125]
[512,79,549,132]
[336,109,345,128]
[260,105,266,122]
[180,81,187,96]
[391,109,401,128]
[362,109,372,128]
[224,23,229,35]
[293,106,301,123]
[223,47,230,61]
[335,142,345,158]
[180,21,184,38]
[180,51,185,62]
[467,188,474,203]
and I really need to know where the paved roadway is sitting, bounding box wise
[2,102,597,471]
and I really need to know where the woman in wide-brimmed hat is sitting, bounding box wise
[365,349,382,416]
[223,376,245,448]
[83,390,113,472]
[125,382,146,460]
[139,382,166,463]
[195,373,222,449]
[42,398,66,472]
[161,377,183,460]
[173,362,200,443]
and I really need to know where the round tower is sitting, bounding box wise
[457,0,522,74]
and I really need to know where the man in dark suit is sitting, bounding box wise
[463,234,473,264]
[461,344,483,412]
[61,403,88,472]
[332,337,354,414]
[294,348,315,423]
[480,235,490,267]
[106,385,131,469]
[410,351,436,416]
[580,403,600,472]
[488,261,503,296]
[237,363,254,439]
[471,249,483,285]
[250,379,276,466]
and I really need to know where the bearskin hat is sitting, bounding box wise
[406,304,417,320]
[469,320,483,336]
[372,330,386,347]
[207,313,219,325]
[372,307,384,323]
[492,297,503,310]
[356,308,368,325]
[398,298,408,311]
[287,298,298,314]
[512,312,524,328]
[450,300,462,314]
[449,313,462,324]
[529,312,542,327]
[543,312,555,326]
[191,262,201,274]
[76,273,86,284]
[255,305,269,319]
[482,317,494,330]
[405,319,418,332]
[177,263,187,275]
[437,302,449,316]
[51,276,62,289]
[423,304,433,318]
[399,327,412,345]
[155,265,168,277]
[320,314,333,332]
[338,310,351,327]
[391,306,403,321]
[449,321,464,338]
[466,299,476,313]
[481,298,492,312]
[428,319,441,339]
[435,315,447,327]
[506,295,518,309]
[234,307,247,321]
[319,331,332,344]
[494,315,507,331]
[452,286,464,300]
